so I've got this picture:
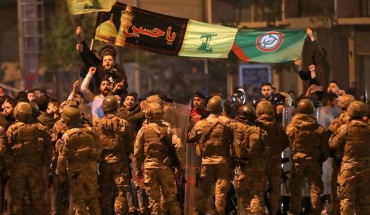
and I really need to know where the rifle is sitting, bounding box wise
[160,135,180,169]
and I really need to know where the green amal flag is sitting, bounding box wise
[178,20,238,58]
[232,29,307,63]
[67,0,116,14]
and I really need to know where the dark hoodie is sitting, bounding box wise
[118,104,145,135]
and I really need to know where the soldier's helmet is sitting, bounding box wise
[337,94,355,109]
[297,98,315,114]
[14,102,33,123]
[236,104,257,123]
[62,107,81,125]
[231,90,246,108]
[271,92,292,107]
[59,100,79,114]
[347,101,366,118]
[205,96,223,113]
[256,101,274,117]
[102,95,119,113]
[145,102,163,120]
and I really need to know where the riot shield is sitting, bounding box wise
[162,102,190,214]
[315,106,341,197]
[281,107,294,208]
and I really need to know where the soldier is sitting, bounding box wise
[94,95,134,214]
[188,96,233,215]
[327,94,355,215]
[134,102,183,215]
[49,100,90,215]
[6,102,52,214]
[255,101,289,215]
[329,101,370,214]
[286,98,329,215]
[231,105,269,214]
[56,107,101,215]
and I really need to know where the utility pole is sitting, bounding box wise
[17,0,44,90]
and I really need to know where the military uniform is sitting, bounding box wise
[56,107,101,215]
[5,102,52,215]
[255,101,289,215]
[229,105,267,214]
[327,94,355,215]
[49,100,89,215]
[95,109,134,214]
[329,101,370,214]
[188,96,233,215]
[134,102,182,215]
[286,99,329,215]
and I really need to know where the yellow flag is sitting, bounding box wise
[66,0,116,14]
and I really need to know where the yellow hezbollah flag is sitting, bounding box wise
[178,20,238,58]
[67,0,116,14]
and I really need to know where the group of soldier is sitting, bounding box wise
[188,86,370,215]
[0,25,368,215]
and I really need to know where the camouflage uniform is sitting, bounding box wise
[255,101,289,215]
[188,96,233,215]
[6,102,52,215]
[327,94,355,215]
[231,123,267,213]
[49,100,89,215]
[286,110,329,215]
[94,112,134,214]
[329,101,370,214]
[134,102,182,215]
[56,107,101,215]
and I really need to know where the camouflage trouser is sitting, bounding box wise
[233,163,266,215]
[9,162,48,215]
[331,160,341,215]
[289,159,323,215]
[98,162,130,215]
[197,163,231,215]
[144,166,181,215]
[68,164,100,215]
[337,165,370,215]
[266,157,281,215]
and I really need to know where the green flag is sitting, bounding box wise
[178,20,238,58]
[231,29,307,63]
[66,0,116,14]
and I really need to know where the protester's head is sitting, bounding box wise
[100,46,116,71]
[33,88,43,98]
[261,82,273,100]
[26,90,35,101]
[3,98,17,118]
[322,92,338,107]
[192,91,206,109]
[327,81,340,95]
[35,95,49,112]
[123,93,137,110]
[47,101,60,115]
[100,79,113,96]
